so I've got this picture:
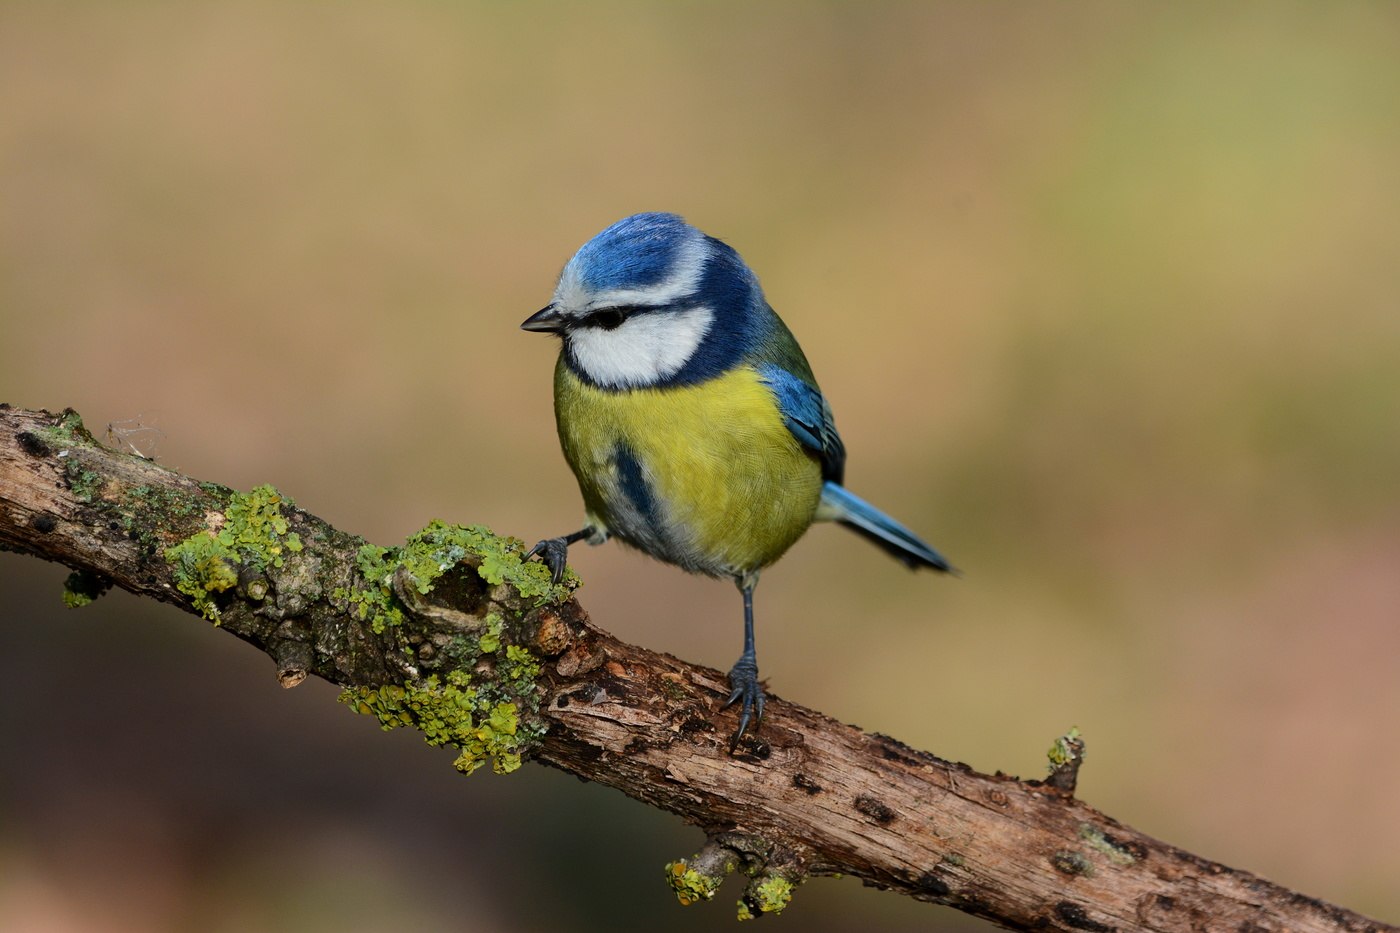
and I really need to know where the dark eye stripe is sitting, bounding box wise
[584,306,638,330]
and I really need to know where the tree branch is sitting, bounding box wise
[0,404,1391,931]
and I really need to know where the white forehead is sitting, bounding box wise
[568,306,715,389]
[554,230,709,313]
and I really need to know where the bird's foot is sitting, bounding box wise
[723,653,765,750]
[524,537,570,586]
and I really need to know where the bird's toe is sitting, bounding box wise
[525,537,569,586]
[724,657,765,749]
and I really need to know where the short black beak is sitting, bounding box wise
[520,305,566,334]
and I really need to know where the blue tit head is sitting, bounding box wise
[521,213,767,390]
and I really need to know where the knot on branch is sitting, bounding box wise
[340,522,587,776]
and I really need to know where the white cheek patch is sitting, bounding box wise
[569,307,715,388]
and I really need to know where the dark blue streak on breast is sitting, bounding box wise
[614,443,660,533]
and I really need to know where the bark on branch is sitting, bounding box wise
[0,404,1391,931]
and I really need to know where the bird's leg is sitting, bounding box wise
[723,578,764,748]
[524,527,593,586]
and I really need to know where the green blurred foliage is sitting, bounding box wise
[2,3,1398,930]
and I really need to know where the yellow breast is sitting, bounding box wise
[553,358,823,578]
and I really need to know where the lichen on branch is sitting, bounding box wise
[1,405,1390,933]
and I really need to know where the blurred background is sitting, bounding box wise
[3,3,1398,930]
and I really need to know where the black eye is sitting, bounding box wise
[586,307,631,330]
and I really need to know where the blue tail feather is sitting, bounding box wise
[818,482,952,572]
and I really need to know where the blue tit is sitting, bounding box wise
[522,212,951,747]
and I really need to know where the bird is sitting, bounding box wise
[522,212,951,748]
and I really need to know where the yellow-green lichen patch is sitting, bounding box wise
[334,521,565,774]
[1047,726,1083,770]
[218,484,304,569]
[738,875,794,921]
[665,860,726,907]
[478,613,504,654]
[502,643,542,682]
[338,543,406,634]
[399,520,574,602]
[163,484,303,622]
[338,523,573,636]
[164,532,239,620]
[339,669,536,775]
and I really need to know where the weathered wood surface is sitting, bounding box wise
[1,404,1391,931]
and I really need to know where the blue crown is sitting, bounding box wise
[566,212,696,293]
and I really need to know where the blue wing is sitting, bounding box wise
[756,363,846,484]
[757,361,952,572]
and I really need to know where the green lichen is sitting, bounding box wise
[399,520,573,601]
[433,633,483,672]
[163,484,303,622]
[339,668,535,775]
[1047,726,1083,770]
[164,532,239,620]
[64,465,105,503]
[62,569,112,608]
[1077,823,1137,866]
[124,483,203,534]
[337,543,406,634]
[665,860,726,907]
[338,523,555,776]
[478,613,504,654]
[219,484,304,569]
[502,643,542,682]
[37,409,90,448]
[338,522,572,635]
[738,875,794,921]
[37,412,103,502]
